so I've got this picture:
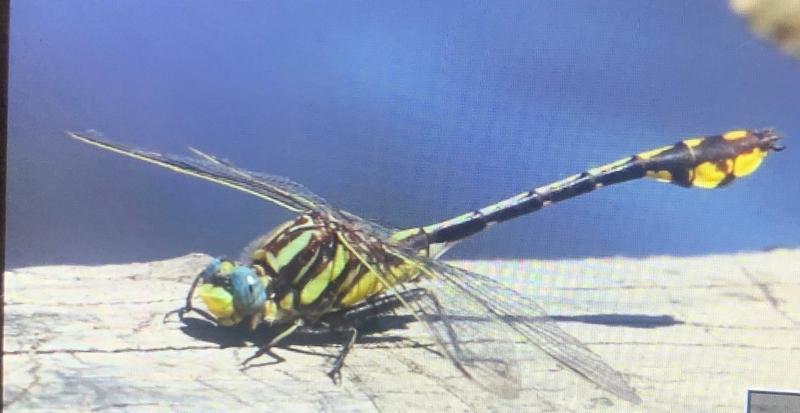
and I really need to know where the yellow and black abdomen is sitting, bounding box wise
[396,129,783,251]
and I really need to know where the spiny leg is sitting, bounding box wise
[241,320,302,367]
[239,291,419,374]
[319,289,429,381]
[339,287,469,374]
[163,268,208,323]
[327,326,358,384]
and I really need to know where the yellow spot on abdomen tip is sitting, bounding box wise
[723,130,749,141]
[693,160,732,188]
[733,148,766,177]
[646,170,673,183]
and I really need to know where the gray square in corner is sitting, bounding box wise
[748,390,800,413]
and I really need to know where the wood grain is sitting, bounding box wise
[4,250,799,412]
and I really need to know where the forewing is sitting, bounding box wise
[340,227,641,403]
[399,268,525,398]
[407,254,642,404]
[336,234,524,398]
[67,130,333,213]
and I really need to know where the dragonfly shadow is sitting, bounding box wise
[176,314,416,350]
[425,313,683,329]
[549,314,683,329]
[176,311,681,350]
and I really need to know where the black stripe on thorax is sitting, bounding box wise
[325,258,368,310]
[286,233,336,291]
[285,232,331,285]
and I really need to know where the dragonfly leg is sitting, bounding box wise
[241,320,302,367]
[326,326,358,384]
[163,269,206,323]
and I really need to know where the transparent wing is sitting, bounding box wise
[67,130,333,214]
[345,234,641,403]
[340,210,398,240]
[414,255,641,403]
[67,131,400,262]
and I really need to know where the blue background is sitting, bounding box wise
[7,1,800,268]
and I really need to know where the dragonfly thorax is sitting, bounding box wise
[242,213,418,323]
[195,213,370,328]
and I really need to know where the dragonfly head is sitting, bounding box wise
[196,258,269,328]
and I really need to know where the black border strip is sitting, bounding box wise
[747,389,800,413]
[0,0,10,406]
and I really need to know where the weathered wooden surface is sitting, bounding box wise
[4,250,800,412]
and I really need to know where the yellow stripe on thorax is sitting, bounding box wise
[266,230,315,272]
[339,261,417,308]
[339,271,384,307]
[300,242,349,305]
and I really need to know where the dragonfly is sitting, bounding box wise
[67,129,783,404]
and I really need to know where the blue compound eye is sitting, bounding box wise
[229,266,267,316]
[200,258,223,283]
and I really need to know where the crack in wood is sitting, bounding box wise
[741,266,798,326]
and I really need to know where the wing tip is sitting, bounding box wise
[65,130,82,140]
[618,387,643,405]
[65,129,105,144]
[602,375,642,404]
